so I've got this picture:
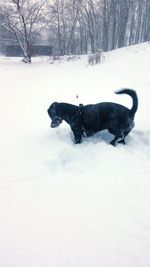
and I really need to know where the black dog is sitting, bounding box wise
[47,89,138,146]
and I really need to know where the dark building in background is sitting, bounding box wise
[4,45,53,57]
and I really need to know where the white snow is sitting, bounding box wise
[0,43,150,267]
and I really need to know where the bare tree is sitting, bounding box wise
[2,0,48,63]
[140,0,150,42]
[66,0,82,54]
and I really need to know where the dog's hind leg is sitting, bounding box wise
[118,139,126,145]
[110,133,125,146]
[117,130,130,145]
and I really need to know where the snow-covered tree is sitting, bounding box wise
[2,0,48,63]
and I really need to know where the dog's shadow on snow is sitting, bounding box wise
[82,130,113,144]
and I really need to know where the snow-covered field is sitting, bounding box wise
[0,43,150,267]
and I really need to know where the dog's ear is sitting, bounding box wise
[48,102,58,118]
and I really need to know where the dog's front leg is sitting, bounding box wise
[74,131,83,144]
[71,126,83,144]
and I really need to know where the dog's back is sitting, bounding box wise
[80,89,138,141]
[81,102,129,131]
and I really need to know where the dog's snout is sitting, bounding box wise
[51,121,56,128]
[51,118,62,128]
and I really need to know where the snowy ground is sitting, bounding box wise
[0,43,150,267]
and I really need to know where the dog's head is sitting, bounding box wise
[47,102,62,128]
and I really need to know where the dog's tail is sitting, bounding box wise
[115,88,138,116]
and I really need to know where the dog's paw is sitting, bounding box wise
[110,141,117,146]
[75,140,82,144]
[118,139,126,145]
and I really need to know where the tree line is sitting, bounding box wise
[0,0,150,62]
